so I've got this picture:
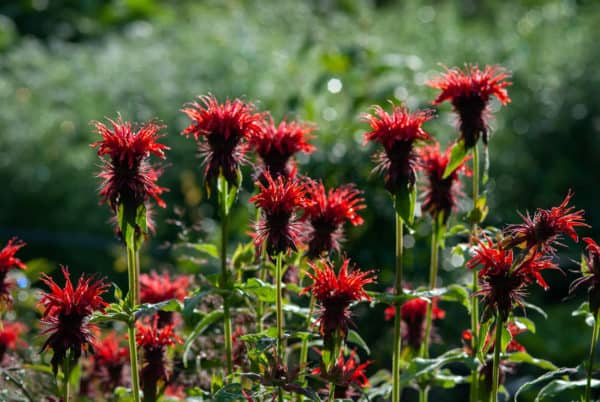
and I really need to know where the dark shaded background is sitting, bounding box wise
[1,0,599,400]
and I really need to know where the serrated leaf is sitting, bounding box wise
[347,329,370,355]
[507,352,558,371]
[393,185,416,226]
[442,140,467,179]
[514,367,578,402]
[239,278,276,302]
[183,310,224,367]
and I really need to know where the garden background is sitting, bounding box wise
[1,0,599,400]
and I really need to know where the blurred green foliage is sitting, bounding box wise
[1,0,599,400]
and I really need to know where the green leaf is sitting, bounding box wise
[183,309,224,367]
[217,174,239,217]
[118,202,147,251]
[393,184,416,226]
[213,383,246,402]
[232,242,255,270]
[523,302,548,319]
[400,349,476,386]
[514,367,577,402]
[239,278,276,302]
[441,284,471,312]
[513,316,536,334]
[500,324,512,352]
[536,379,600,401]
[467,196,489,225]
[442,140,467,179]
[134,299,181,320]
[506,352,558,371]
[183,289,217,323]
[347,329,370,355]
[191,243,220,259]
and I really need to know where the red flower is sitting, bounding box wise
[570,238,600,313]
[418,141,469,221]
[384,297,446,350]
[503,191,588,255]
[312,350,372,398]
[136,317,183,400]
[0,237,26,306]
[91,117,169,212]
[303,181,366,258]
[467,237,558,320]
[302,259,375,346]
[140,271,190,327]
[90,331,129,392]
[362,104,433,194]
[250,172,308,255]
[39,266,108,373]
[427,65,511,148]
[249,118,316,179]
[181,95,265,188]
[0,321,26,362]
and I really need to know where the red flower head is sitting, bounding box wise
[91,116,169,212]
[90,331,129,392]
[467,237,558,320]
[384,297,446,350]
[302,259,375,347]
[570,238,600,313]
[136,317,183,399]
[362,104,433,195]
[181,95,265,189]
[427,65,511,149]
[418,141,470,222]
[250,172,308,255]
[249,117,316,179]
[303,181,366,258]
[39,266,108,373]
[312,350,372,398]
[140,271,190,327]
[503,191,588,255]
[0,237,26,306]
[0,321,26,362]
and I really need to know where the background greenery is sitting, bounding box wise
[1,0,599,400]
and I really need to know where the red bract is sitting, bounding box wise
[141,271,190,326]
[303,181,366,258]
[418,141,469,222]
[427,65,511,148]
[39,266,108,373]
[503,191,588,255]
[181,95,264,188]
[0,237,26,306]
[312,350,372,398]
[302,259,375,346]
[0,321,25,362]
[384,297,446,350]
[136,317,183,399]
[250,172,307,255]
[249,118,316,179]
[467,237,558,320]
[570,238,600,312]
[362,104,433,194]
[91,331,129,392]
[91,117,169,212]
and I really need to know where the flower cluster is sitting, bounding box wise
[0,237,27,306]
[302,258,375,347]
[427,65,511,148]
[303,181,366,258]
[39,267,108,373]
[362,104,433,195]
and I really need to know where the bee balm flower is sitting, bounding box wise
[0,321,25,363]
[362,104,433,195]
[312,350,372,398]
[385,297,446,350]
[570,238,600,313]
[140,271,190,326]
[427,65,511,149]
[0,237,26,307]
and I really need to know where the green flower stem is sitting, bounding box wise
[126,244,141,402]
[327,334,342,402]
[470,144,481,402]
[421,217,440,359]
[220,179,233,376]
[586,309,600,402]
[392,214,404,402]
[275,252,285,360]
[297,295,316,402]
[490,316,503,402]
[62,352,71,402]
[419,387,429,402]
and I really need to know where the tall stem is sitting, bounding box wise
[275,252,285,360]
[421,217,440,359]
[220,183,233,375]
[298,295,316,402]
[470,144,481,402]
[586,309,600,402]
[62,353,71,402]
[490,317,503,402]
[126,245,141,402]
[392,214,404,402]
